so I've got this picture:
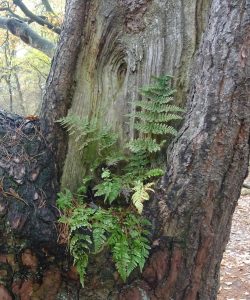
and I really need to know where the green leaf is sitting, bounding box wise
[57,189,73,211]
[101,168,111,179]
[128,139,163,153]
[94,173,121,204]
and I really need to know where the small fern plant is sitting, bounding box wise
[57,115,118,171]
[128,75,183,153]
[57,75,183,286]
[57,193,151,286]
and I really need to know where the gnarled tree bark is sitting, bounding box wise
[0,0,249,299]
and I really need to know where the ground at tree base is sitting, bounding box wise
[218,178,250,300]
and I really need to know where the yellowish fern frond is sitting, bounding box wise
[132,181,155,214]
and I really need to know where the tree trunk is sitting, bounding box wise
[0,0,249,299]
[3,43,14,113]
[59,0,212,191]
[4,76,13,112]
[13,72,26,116]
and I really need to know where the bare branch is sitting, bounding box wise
[13,0,61,34]
[0,6,29,22]
[41,0,55,14]
[243,183,250,189]
[0,17,56,57]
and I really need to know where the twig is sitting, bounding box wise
[4,188,28,205]
[13,0,61,34]
[243,183,250,189]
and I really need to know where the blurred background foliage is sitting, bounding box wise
[0,0,65,115]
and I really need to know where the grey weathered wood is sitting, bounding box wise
[61,0,212,191]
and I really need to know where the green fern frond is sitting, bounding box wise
[143,168,164,179]
[94,169,121,204]
[99,130,118,152]
[93,227,107,253]
[112,237,131,281]
[125,151,150,175]
[57,115,119,155]
[58,115,95,136]
[76,175,93,196]
[105,152,126,166]
[67,207,93,231]
[133,111,182,123]
[108,212,151,281]
[69,233,92,286]
[134,102,184,114]
[127,138,164,153]
[57,189,73,211]
[128,238,150,273]
[140,87,176,99]
[134,100,174,112]
[134,122,178,136]
[75,253,88,287]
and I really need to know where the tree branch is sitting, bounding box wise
[13,0,61,34]
[0,17,56,57]
[243,183,250,189]
[41,0,55,14]
[0,2,29,22]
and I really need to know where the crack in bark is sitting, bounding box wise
[155,246,182,299]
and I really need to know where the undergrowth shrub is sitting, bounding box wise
[57,75,183,286]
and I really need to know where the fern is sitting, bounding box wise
[105,152,126,167]
[127,138,165,153]
[94,169,122,204]
[91,209,115,253]
[57,189,73,211]
[76,175,93,197]
[132,111,182,123]
[111,233,131,281]
[108,212,151,281]
[57,115,118,169]
[125,151,150,176]
[58,115,97,145]
[143,168,164,180]
[134,122,178,136]
[58,205,151,285]
[57,75,183,286]
[133,102,184,114]
[131,181,155,214]
[75,253,89,287]
[69,233,91,286]
[129,75,183,154]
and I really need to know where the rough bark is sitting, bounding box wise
[0,0,249,299]
[139,0,250,298]
[40,0,91,179]
[0,110,61,299]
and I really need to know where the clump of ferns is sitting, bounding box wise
[56,75,183,286]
